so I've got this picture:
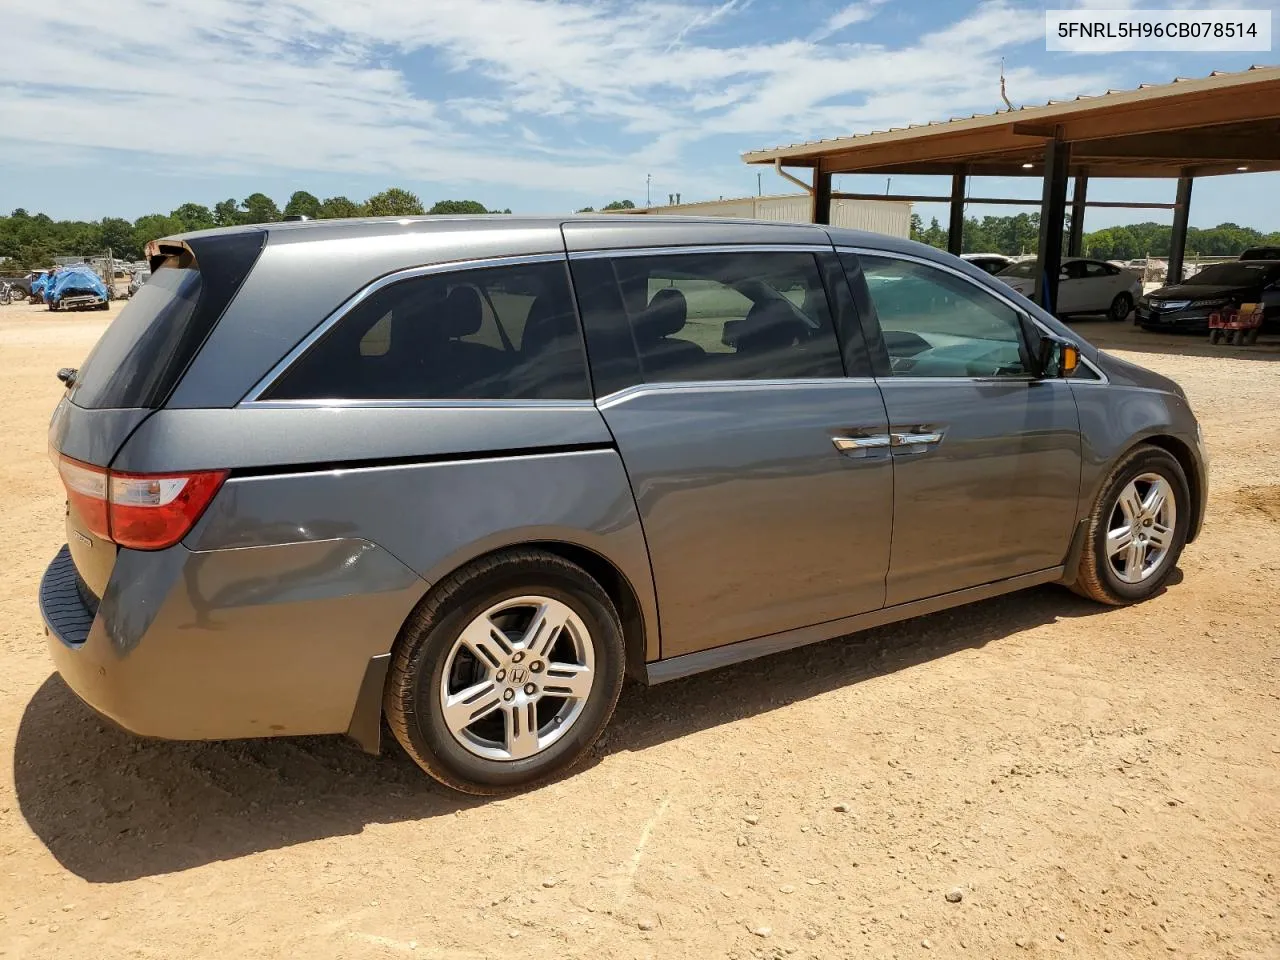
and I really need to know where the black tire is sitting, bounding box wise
[1208,329,1222,344]
[1072,445,1190,605]
[1246,327,1261,345]
[1108,292,1133,322]
[384,549,626,794]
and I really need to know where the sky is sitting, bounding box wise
[1,0,1277,234]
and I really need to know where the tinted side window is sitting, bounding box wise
[580,251,843,385]
[1083,261,1111,278]
[267,261,590,401]
[860,255,1030,378]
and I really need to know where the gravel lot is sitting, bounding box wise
[1,302,1277,959]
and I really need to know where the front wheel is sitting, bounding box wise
[384,549,626,794]
[1108,292,1133,322]
[1072,445,1190,605]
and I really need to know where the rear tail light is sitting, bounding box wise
[56,454,227,550]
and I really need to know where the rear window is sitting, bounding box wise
[997,260,1036,279]
[265,260,591,401]
[70,231,265,409]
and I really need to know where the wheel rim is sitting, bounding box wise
[439,595,595,761]
[1107,472,1177,584]
[1112,295,1130,320]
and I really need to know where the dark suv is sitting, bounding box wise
[40,216,1206,794]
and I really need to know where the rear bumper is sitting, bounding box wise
[39,545,95,648]
[39,540,426,743]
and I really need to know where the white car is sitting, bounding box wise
[996,257,1143,321]
[961,252,1013,276]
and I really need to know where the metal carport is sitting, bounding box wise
[743,65,1280,312]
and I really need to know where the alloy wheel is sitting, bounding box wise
[1106,472,1177,584]
[439,595,595,761]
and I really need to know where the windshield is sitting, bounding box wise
[997,261,1037,279]
[1183,262,1280,286]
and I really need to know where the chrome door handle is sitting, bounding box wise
[891,431,944,449]
[832,434,892,457]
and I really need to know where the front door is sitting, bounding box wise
[846,251,1082,606]
[1056,260,1090,314]
[571,248,894,657]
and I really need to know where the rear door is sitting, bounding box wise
[841,248,1082,606]
[1081,259,1122,312]
[571,246,893,658]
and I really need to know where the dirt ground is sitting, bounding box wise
[0,301,1277,960]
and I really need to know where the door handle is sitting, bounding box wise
[832,434,891,458]
[890,431,944,451]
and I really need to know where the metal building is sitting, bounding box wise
[742,66,1280,312]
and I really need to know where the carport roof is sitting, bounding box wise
[742,65,1280,178]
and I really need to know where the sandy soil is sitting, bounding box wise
[0,302,1277,959]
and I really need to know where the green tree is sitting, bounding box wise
[99,217,139,259]
[602,199,636,210]
[318,196,363,219]
[576,206,596,213]
[213,198,242,227]
[240,193,281,224]
[133,214,185,250]
[171,203,216,232]
[427,199,487,215]
[284,190,322,219]
[367,188,426,216]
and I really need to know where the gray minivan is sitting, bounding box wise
[40,216,1206,794]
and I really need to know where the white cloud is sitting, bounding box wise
[809,0,890,42]
[0,0,1117,204]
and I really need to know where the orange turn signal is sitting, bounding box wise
[1061,345,1079,375]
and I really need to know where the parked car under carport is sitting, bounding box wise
[1136,260,1280,333]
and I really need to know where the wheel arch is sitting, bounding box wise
[411,538,652,682]
[521,540,651,684]
[1139,433,1204,543]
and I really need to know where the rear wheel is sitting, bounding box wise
[1072,445,1189,605]
[1108,292,1133,322]
[1208,329,1222,344]
[384,549,626,794]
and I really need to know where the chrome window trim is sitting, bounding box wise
[837,245,1111,386]
[243,398,597,411]
[596,377,876,409]
[241,251,571,404]
[568,243,835,260]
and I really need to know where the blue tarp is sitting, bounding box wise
[30,274,49,297]
[47,265,108,306]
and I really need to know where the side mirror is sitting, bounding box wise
[1037,335,1080,378]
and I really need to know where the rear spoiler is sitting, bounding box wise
[145,238,197,273]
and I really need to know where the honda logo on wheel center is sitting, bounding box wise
[509,667,527,684]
